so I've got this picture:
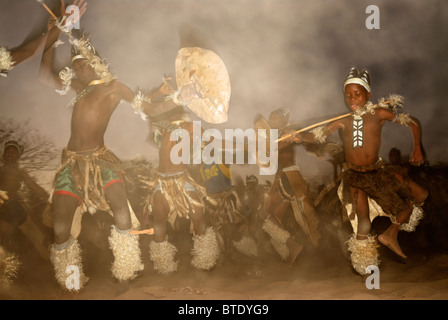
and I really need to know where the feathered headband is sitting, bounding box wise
[56,33,118,96]
[69,33,117,84]
[0,47,15,76]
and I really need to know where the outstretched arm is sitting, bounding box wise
[4,0,86,72]
[111,81,163,119]
[38,19,64,89]
[113,76,206,121]
[285,120,342,145]
[9,33,48,68]
[1,23,56,74]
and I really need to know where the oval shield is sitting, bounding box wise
[175,47,231,124]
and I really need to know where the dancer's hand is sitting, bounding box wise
[410,146,424,166]
[178,82,202,104]
[0,190,8,206]
[47,16,57,31]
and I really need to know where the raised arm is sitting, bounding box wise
[4,0,86,73]
[9,33,48,68]
[38,20,64,89]
[1,22,57,74]
[38,0,87,91]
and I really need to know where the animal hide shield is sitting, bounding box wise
[175,47,231,124]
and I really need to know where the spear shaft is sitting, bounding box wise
[277,99,393,142]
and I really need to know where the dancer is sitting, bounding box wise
[257,108,321,265]
[242,175,267,241]
[289,67,428,276]
[0,140,50,254]
[200,157,258,260]
[143,76,220,275]
[141,38,231,275]
[0,140,50,289]
[38,11,153,290]
[0,1,86,290]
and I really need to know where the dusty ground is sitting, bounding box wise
[1,222,447,301]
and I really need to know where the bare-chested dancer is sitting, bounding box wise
[38,2,155,291]
[0,140,49,251]
[141,77,220,275]
[290,67,428,276]
[258,108,321,265]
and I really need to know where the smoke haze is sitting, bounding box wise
[1,0,447,188]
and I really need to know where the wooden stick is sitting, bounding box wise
[36,0,73,38]
[277,99,393,142]
[37,0,58,20]
[276,112,351,142]
[130,228,155,236]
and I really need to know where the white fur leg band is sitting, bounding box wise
[399,205,424,232]
[50,237,88,291]
[262,219,289,244]
[346,234,380,275]
[191,227,220,270]
[0,247,21,290]
[0,47,14,73]
[262,218,290,260]
[108,226,144,281]
[149,239,179,275]
[232,236,258,258]
[271,239,289,261]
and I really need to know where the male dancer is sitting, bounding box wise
[289,67,428,276]
[142,77,220,275]
[258,108,321,265]
[0,0,87,291]
[200,156,258,259]
[39,13,153,291]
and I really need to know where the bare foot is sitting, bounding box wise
[378,233,407,259]
[286,238,303,265]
